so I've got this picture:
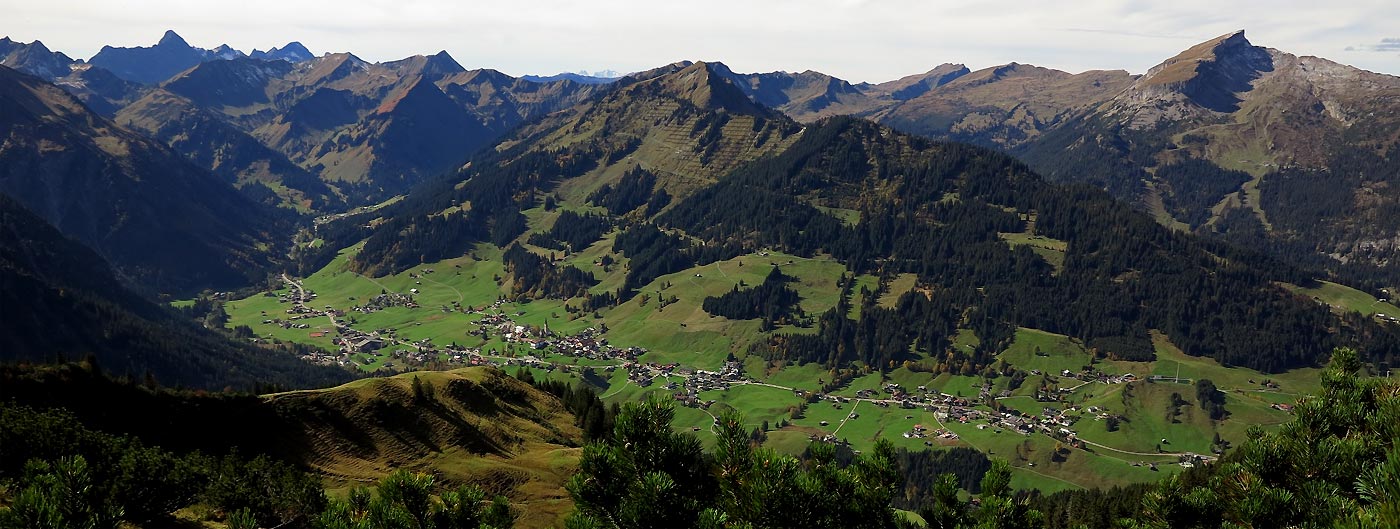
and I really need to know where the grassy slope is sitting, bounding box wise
[1284,281,1400,319]
[266,367,583,529]
[602,250,849,369]
[998,231,1067,273]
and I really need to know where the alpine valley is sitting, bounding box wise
[1,28,1398,529]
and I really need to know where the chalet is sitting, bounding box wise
[349,337,384,353]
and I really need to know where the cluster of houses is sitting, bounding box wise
[902,424,959,442]
[280,302,323,319]
[793,378,1134,454]
[263,316,316,330]
[665,361,747,408]
[351,292,418,314]
[274,287,316,305]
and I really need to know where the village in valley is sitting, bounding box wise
[222,245,1309,492]
[250,269,1221,472]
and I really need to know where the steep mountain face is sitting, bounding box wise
[257,52,490,190]
[114,89,342,210]
[1104,31,1274,124]
[88,30,222,84]
[1019,31,1400,284]
[526,60,799,194]
[249,41,313,62]
[0,66,285,294]
[0,195,348,390]
[304,75,493,189]
[0,37,75,80]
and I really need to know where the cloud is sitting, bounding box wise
[1347,37,1400,52]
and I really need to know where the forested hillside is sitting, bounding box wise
[0,195,349,390]
[0,66,287,294]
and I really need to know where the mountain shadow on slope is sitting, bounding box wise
[0,194,349,391]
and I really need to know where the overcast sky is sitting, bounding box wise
[4,0,1397,82]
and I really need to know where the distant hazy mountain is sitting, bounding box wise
[249,41,313,62]
[0,37,152,116]
[0,37,75,80]
[210,43,246,60]
[119,51,602,200]
[0,66,285,294]
[88,30,224,84]
[522,72,622,84]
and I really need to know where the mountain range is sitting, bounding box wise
[1,30,1397,365]
[1,27,1395,357]
[8,31,1393,282]
[4,27,1400,526]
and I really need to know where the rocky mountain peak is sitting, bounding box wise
[211,44,245,60]
[1,38,77,80]
[157,30,191,49]
[1107,30,1274,126]
[250,42,314,62]
[427,50,465,73]
[278,42,312,61]
[647,60,768,115]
